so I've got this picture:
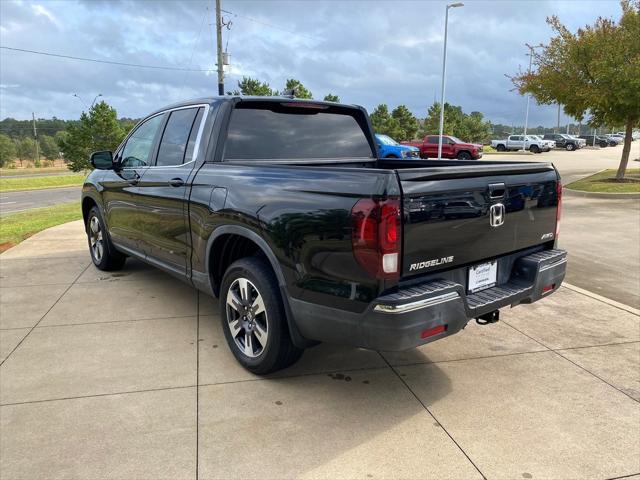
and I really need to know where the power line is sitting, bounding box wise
[220,8,320,41]
[0,46,215,72]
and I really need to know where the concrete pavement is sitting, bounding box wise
[1,221,638,479]
[0,186,81,215]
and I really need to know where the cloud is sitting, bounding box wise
[0,0,623,127]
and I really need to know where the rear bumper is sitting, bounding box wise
[290,249,566,351]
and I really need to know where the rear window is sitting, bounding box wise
[224,103,373,160]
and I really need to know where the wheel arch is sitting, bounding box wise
[205,225,314,348]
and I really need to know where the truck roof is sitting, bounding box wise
[148,96,361,117]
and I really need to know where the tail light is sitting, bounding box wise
[351,197,401,279]
[555,181,562,238]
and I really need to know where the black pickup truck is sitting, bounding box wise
[82,97,566,373]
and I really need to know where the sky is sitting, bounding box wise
[0,0,624,126]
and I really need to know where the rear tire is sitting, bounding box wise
[600,141,608,148]
[496,144,506,152]
[220,257,304,374]
[86,206,126,271]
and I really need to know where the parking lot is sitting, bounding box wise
[1,146,639,479]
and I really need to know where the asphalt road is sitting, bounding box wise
[0,186,81,215]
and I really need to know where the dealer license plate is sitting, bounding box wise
[468,260,497,293]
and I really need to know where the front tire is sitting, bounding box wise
[529,145,540,154]
[86,206,126,271]
[220,257,303,374]
[456,151,472,160]
[566,143,575,151]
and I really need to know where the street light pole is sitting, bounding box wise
[522,44,539,152]
[72,93,88,111]
[91,94,103,109]
[437,2,464,161]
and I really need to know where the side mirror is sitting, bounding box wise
[90,151,114,170]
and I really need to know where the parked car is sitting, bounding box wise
[579,135,610,147]
[490,135,547,153]
[402,135,483,160]
[542,133,582,151]
[375,134,421,159]
[615,131,637,141]
[529,135,555,151]
[567,135,587,148]
[605,134,626,143]
[82,96,566,374]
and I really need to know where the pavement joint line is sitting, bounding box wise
[378,352,488,480]
[555,339,640,352]
[502,320,640,404]
[380,348,551,369]
[605,473,640,480]
[29,314,201,329]
[0,262,92,367]
[562,282,640,316]
[0,384,198,408]
[196,290,200,480]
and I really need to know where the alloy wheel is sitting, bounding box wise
[226,277,269,358]
[89,216,104,263]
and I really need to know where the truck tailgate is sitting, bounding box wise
[397,163,559,278]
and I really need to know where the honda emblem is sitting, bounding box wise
[489,203,505,227]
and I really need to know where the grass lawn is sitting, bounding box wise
[0,174,85,192]
[0,202,82,253]
[0,166,71,176]
[566,168,640,193]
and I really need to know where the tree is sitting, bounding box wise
[59,101,126,172]
[323,94,340,102]
[39,135,59,159]
[231,76,275,96]
[17,137,37,162]
[422,102,465,138]
[391,105,420,140]
[0,134,17,167]
[512,0,640,179]
[463,111,493,143]
[369,104,402,139]
[283,79,313,99]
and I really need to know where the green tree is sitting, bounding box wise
[422,102,465,138]
[283,79,313,99]
[391,105,420,141]
[323,93,340,102]
[39,135,60,159]
[0,134,17,167]
[231,76,275,96]
[512,0,640,179]
[463,111,492,143]
[59,101,126,172]
[17,137,36,162]
[370,104,403,139]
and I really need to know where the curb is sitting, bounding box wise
[563,188,640,199]
[562,283,640,316]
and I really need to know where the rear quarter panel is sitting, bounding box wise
[189,162,399,313]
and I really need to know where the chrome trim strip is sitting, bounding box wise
[539,258,567,272]
[373,291,460,314]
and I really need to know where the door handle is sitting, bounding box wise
[169,177,184,187]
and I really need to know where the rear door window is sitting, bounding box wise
[224,103,373,160]
[156,107,201,166]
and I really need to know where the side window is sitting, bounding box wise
[120,114,164,168]
[427,136,439,144]
[156,108,201,167]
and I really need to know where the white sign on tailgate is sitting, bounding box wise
[468,260,497,293]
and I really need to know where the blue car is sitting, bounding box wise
[375,134,421,159]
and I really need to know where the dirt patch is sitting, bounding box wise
[0,241,16,253]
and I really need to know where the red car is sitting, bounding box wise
[402,135,483,160]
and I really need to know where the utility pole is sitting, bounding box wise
[522,45,534,152]
[32,112,40,166]
[215,0,224,96]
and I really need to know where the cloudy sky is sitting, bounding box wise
[0,0,623,125]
